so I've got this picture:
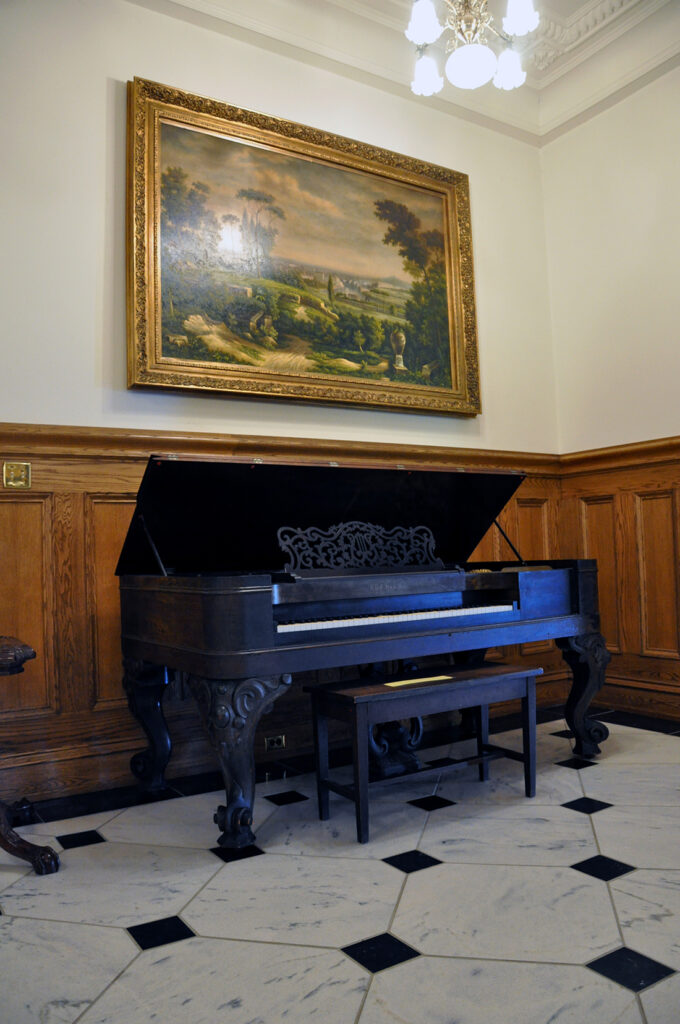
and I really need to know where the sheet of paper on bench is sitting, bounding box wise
[385,675,453,688]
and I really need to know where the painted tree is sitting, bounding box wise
[236,189,285,276]
[373,199,450,384]
[160,167,221,266]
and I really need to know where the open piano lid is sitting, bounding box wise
[116,456,525,576]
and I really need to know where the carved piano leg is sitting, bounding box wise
[557,633,611,757]
[123,659,171,792]
[0,801,60,874]
[188,674,293,848]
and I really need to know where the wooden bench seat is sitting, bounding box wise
[306,662,543,843]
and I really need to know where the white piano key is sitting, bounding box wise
[276,604,515,633]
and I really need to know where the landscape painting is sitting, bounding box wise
[127,79,481,415]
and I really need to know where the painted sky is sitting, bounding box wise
[160,120,448,283]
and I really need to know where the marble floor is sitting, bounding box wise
[1,708,679,1024]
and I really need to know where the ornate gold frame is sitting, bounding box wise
[127,77,481,416]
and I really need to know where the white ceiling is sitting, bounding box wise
[130,0,680,140]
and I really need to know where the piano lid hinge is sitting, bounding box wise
[252,458,264,464]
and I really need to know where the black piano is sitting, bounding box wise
[117,455,610,848]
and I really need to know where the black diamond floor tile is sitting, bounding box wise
[263,790,309,806]
[562,797,613,815]
[383,850,442,873]
[127,916,195,951]
[342,932,420,973]
[587,947,675,992]
[210,844,265,863]
[551,729,573,739]
[426,756,458,768]
[408,795,456,811]
[571,854,635,881]
[556,757,597,770]
[55,829,106,850]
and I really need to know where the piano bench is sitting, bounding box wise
[306,662,543,844]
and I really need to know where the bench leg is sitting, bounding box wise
[353,706,370,844]
[312,699,330,821]
[475,704,490,782]
[522,679,537,798]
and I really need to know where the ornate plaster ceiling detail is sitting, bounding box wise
[526,0,671,76]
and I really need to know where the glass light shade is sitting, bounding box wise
[445,44,497,89]
[493,48,526,90]
[503,0,539,36]
[411,52,444,96]
[405,0,443,45]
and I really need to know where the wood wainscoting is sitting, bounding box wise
[559,437,680,722]
[1,422,678,802]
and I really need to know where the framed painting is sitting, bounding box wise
[127,78,481,416]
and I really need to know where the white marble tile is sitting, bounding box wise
[255,771,319,799]
[435,754,585,805]
[591,803,680,869]
[489,721,574,761]
[581,763,680,805]
[17,809,126,838]
[639,971,680,1024]
[0,860,33,889]
[98,790,275,848]
[78,936,368,1024]
[419,801,599,865]
[183,852,403,946]
[255,790,427,858]
[358,956,641,1024]
[610,869,680,970]
[392,862,621,962]
[592,723,680,765]
[0,916,137,1024]
[328,762,441,803]
[0,841,222,926]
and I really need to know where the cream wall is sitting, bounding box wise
[0,0,556,453]
[541,65,680,452]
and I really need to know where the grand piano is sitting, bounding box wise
[117,456,610,848]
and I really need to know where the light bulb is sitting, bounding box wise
[493,48,526,90]
[405,0,443,46]
[503,0,539,37]
[411,52,444,96]
[445,44,497,89]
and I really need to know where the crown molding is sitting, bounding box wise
[124,0,679,139]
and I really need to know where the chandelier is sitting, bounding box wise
[406,0,539,95]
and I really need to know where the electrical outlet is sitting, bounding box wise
[265,734,286,752]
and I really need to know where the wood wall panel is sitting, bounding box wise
[635,490,679,659]
[3,422,680,803]
[85,496,137,707]
[0,496,53,714]
[579,496,621,652]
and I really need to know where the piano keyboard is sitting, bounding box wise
[276,603,515,634]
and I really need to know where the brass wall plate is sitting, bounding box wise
[3,462,32,489]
